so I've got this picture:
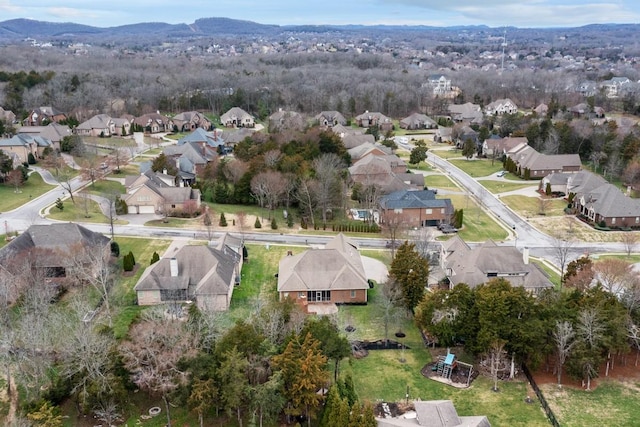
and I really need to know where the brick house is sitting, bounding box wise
[379,189,454,228]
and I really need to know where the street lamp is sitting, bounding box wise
[512,225,517,248]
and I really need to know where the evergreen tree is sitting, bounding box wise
[389,241,429,312]
[271,217,278,230]
[150,251,160,265]
[219,212,228,227]
[254,217,262,228]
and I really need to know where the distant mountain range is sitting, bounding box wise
[0,17,638,43]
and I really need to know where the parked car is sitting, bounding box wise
[496,170,507,177]
[439,224,458,234]
[385,240,401,249]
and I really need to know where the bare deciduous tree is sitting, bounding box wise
[621,231,639,257]
[120,308,198,427]
[251,170,287,220]
[552,236,574,288]
[311,153,345,227]
[553,320,575,387]
[592,258,634,296]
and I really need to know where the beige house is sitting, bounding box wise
[277,234,369,313]
[134,113,173,133]
[355,111,394,131]
[123,170,201,215]
[440,236,553,293]
[0,134,53,163]
[484,98,518,116]
[76,114,131,137]
[134,234,243,311]
[173,111,213,131]
[220,107,254,128]
[315,111,347,127]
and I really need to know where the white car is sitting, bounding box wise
[496,170,507,177]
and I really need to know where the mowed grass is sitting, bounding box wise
[84,179,126,196]
[449,158,504,177]
[501,195,567,217]
[0,172,56,212]
[110,237,172,339]
[480,180,537,194]
[431,148,464,159]
[443,194,509,241]
[47,198,127,224]
[424,174,459,191]
[542,381,640,427]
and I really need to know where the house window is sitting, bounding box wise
[137,195,151,202]
[394,208,403,214]
[612,218,616,224]
[487,272,498,277]
[298,292,305,298]
[426,209,432,214]
[307,290,331,302]
[441,208,445,214]
[636,217,639,224]
[350,290,356,298]
[171,204,176,208]
[160,289,188,301]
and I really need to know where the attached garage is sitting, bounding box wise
[137,205,155,214]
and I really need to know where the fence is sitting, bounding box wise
[521,364,560,427]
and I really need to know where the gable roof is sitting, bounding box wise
[380,189,452,211]
[580,183,640,218]
[400,113,437,128]
[277,233,368,293]
[134,244,240,297]
[77,114,113,131]
[442,237,552,290]
[315,111,347,126]
[17,123,72,143]
[0,133,53,149]
[178,128,224,148]
[347,142,392,160]
[221,107,252,123]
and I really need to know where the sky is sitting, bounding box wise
[1,0,640,28]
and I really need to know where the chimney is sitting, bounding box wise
[522,247,529,265]
[170,258,179,277]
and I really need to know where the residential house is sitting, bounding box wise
[400,113,437,130]
[342,133,375,149]
[355,111,394,131]
[440,236,553,293]
[163,140,218,184]
[76,114,130,137]
[507,144,581,179]
[349,154,413,194]
[574,183,640,228]
[447,103,483,124]
[178,128,224,150]
[426,74,452,96]
[0,107,16,124]
[23,106,66,126]
[277,233,369,313]
[0,223,110,280]
[565,170,608,199]
[347,142,392,162]
[539,172,571,195]
[173,111,213,131]
[220,107,254,128]
[219,128,254,146]
[484,98,518,116]
[315,111,347,127]
[134,112,173,133]
[454,125,479,150]
[434,126,453,143]
[379,189,453,228]
[17,123,71,150]
[601,77,631,98]
[577,80,597,97]
[482,136,527,158]
[376,400,490,427]
[134,233,243,311]
[268,109,305,132]
[331,124,363,138]
[123,169,201,215]
[533,103,549,116]
[0,134,53,163]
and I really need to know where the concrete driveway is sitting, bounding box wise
[362,256,389,283]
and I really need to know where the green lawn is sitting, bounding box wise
[113,164,140,175]
[431,148,464,159]
[501,195,567,217]
[480,180,537,194]
[408,161,433,171]
[449,159,504,177]
[424,174,459,191]
[443,194,509,241]
[110,237,172,339]
[542,381,640,427]
[532,259,561,288]
[84,179,126,196]
[0,173,56,212]
[47,198,128,224]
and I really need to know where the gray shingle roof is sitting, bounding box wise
[380,189,451,210]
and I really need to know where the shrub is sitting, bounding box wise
[271,218,278,230]
[150,251,160,265]
[55,198,64,211]
[219,212,227,227]
[115,197,128,215]
[254,217,262,228]
[27,152,37,164]
[123,253,133,271]
[110,241,120,257]
[287,215,294,228]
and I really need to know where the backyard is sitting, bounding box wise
[449,158,504,178]
[0,173,55,212]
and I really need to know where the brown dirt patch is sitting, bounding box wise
[533,352,640,390]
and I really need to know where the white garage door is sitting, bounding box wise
[137,205,155,214]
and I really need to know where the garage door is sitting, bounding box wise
[137,205,155,214]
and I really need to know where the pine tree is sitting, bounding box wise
[254,217,262,229]
[271,217,278,230]
[389,241,429,312]
[219,212,228,227]
[150,251,160,265]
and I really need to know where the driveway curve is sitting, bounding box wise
[362,256,389,283]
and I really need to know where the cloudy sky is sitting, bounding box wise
[2,0,640,28]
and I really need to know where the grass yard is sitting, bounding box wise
[532,259,561,288]
[542,380,640,427]
[480,180,537,194]
[145,217,199,228]
[443,194,509,241]
[431,148,464,159]
[113,164,139,175]
[449,158,504,178]
[501,195,567,217]
[110,237,172,339]
[0,173,56,212]
[424,174,459,191]
[407,161,433,171]
[84,179,125,196]
[47,198,128,224]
